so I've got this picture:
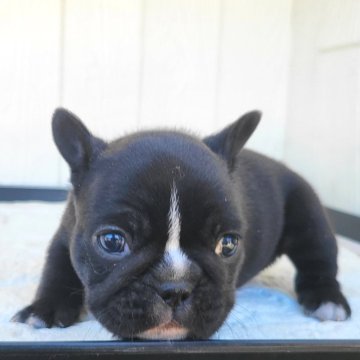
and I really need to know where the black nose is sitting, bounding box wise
[159,282,192,309]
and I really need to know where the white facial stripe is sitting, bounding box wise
[166,184,181,252]
[164,250,189,278]
[165,184,190,278]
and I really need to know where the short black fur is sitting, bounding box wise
[13,108,351,339]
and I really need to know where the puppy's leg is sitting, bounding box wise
[13,216,83,328]
[282,175,351,321]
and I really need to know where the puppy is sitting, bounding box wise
[13,108,351,340]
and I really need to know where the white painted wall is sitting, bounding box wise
[0,0,62,186]
[285,0,360,216]
[2,1,358,216]
[0,0,292,187]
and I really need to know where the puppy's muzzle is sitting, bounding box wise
[135,280,194,340]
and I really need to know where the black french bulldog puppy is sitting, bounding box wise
[13,108,351,339]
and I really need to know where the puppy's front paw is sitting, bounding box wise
[299,287,351,321]
[310,302,348,321]
[12,298,81,329]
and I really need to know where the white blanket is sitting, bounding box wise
[0,201,359,341]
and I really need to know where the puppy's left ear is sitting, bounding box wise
[204,110,261,169]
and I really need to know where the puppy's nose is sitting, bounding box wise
[159,282,191,309]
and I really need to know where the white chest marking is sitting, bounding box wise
[164,185,190,278]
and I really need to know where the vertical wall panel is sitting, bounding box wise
[0,0,62,186]
[139,0,220,136]
[216,0,292,160]
[314,51,360,214]
[316,0,360,49]
[60,0,143,185]
[285,0,360,215]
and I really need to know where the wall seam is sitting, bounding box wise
[57,0,66,186]
[136,0,146,128]
[213,0,224,130]
[283,0,295,163]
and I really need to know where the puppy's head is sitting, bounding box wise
[52,108,261,339]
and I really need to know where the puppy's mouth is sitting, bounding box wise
[136,321,188,340]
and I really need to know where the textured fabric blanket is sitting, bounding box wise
[0,201,359,341]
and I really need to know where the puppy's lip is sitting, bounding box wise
[136,321,188,340]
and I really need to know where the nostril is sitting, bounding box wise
[159,282,192,308]
[180,292,190,302]
[162,290,175,303]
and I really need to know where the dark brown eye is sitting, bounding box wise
[97,232,125,253]
[215,234,239,257]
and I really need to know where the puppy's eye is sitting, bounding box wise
[215,234,240,257]
[97,232,126,253]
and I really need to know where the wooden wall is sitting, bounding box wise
[0,0,292,187]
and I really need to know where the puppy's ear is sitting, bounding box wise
[204,110,261,169]
[52,108,106,184]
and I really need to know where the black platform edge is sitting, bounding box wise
[0,340,360,359]
[0,186,68,202]
[327,208,360,243]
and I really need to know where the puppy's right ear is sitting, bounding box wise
[52,108,106,185]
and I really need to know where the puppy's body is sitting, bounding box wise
[14,109,351,339]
